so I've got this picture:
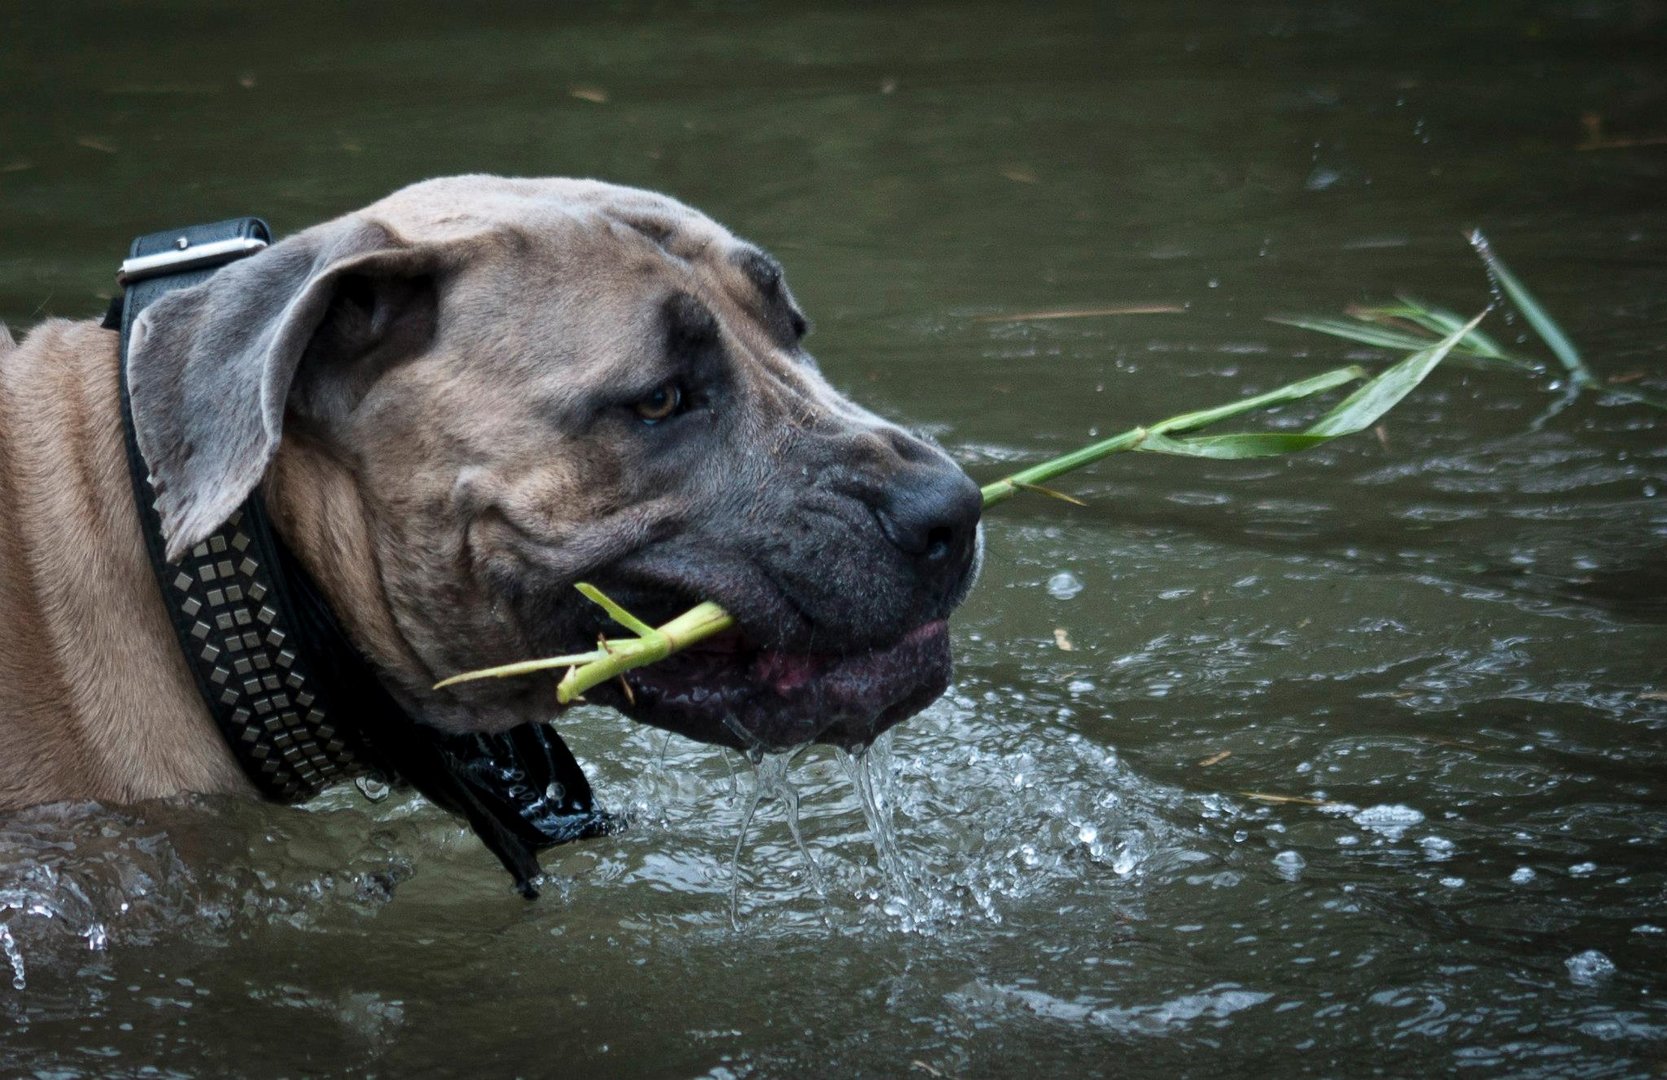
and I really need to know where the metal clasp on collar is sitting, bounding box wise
[117,235,269,285]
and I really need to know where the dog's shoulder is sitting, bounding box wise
[0,317,117,386]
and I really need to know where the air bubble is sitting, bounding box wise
[1047,572,1084,600]
[1566,950,1616,985]
[1272,851,1306,881]
[1352,804,1424,841]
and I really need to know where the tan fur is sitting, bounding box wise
[0,321,248,805]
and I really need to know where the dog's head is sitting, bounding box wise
[127,176,981,753]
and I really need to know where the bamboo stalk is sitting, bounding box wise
[979,366,1363,507]
[435,315,1481,702]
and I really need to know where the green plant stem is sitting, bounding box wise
[436,325,1478,700]
[979,366,1363,506]
[433,600,736,704]
[554,601,734,703]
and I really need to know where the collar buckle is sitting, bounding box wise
[117,236,269,285]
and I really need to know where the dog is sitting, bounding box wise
[0,176,982,810]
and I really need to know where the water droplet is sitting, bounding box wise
[354,776,390,802]
[1272,850,1306,881]
[1569,861,1597,877]
[1419,835,1455,861]
[1304,166,1342,191]
[1077,824,1099,846]
[0,924,24,990]
[1046,572,1083,600]
[1351,804,1424,841]
[545,782,565,804]
[1510,866,1536,885]
[1566,949,1616,985]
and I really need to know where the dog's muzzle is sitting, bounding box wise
[590,445,983,752]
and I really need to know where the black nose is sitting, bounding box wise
[875,458,983,597]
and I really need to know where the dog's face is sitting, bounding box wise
[127,177,981,752]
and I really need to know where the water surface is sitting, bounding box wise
[2,2,1665,1076]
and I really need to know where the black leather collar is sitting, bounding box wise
[111,218,615,896]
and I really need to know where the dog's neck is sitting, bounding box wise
[0,321,250,805]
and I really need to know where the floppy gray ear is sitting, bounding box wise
[128,217,438,561]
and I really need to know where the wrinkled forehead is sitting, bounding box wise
[365,174,806,341]
[364,175,738,258]
[367,175,848,404]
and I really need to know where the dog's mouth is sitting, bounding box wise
[581,618,952,752]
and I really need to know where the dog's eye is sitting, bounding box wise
[633,382,683,424]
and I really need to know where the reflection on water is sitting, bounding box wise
[3,0,1667,1075]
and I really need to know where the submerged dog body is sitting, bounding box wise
[0,176,981,809]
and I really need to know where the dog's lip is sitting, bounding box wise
[585,618,952,751]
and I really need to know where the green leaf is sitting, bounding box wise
[1137,431,1335,459]
[1390,295,1505,357]
[1268,316,1436,352]
[1467,230,1591,384]
[1149,366,1367,436]
[1307,311,1485,437]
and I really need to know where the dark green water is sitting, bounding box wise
[3,2,1666,1076]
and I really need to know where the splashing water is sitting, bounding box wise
[1466,229,1513,323]
[0,922,25,990]
[727,745,823,926]
[836,732,942,931]
[834,734,911,892]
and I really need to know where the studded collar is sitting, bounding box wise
[110,218,615,895]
